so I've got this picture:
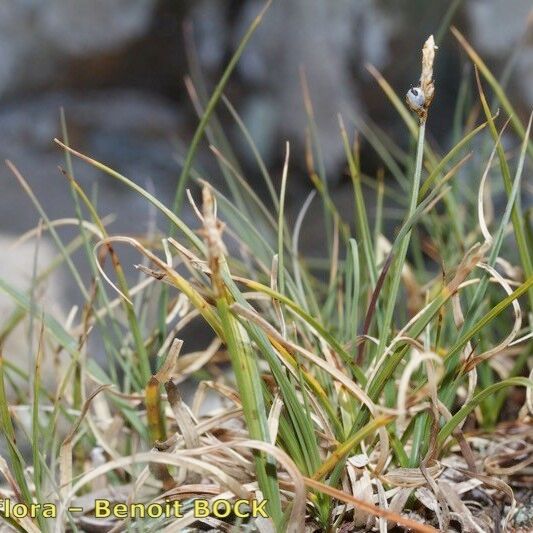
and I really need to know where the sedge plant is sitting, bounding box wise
[0,14,532,533]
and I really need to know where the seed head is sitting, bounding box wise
[406,35,437,123]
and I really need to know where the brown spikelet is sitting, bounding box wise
[420,35,436,106]
[406,35,438,123]
[201,185,227,298]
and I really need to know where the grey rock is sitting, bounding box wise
[0,89,191,314]
[466,0,532,56]
[0,0,157,96]
[41,0,156,57]
[466,0,533,106]
[0,234,68,401]
[191,0,401,176]
[0,90,183,193]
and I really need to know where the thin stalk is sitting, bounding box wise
[376,122,426,356]
[277,144,290,294]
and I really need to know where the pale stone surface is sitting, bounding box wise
[0,235,68,400]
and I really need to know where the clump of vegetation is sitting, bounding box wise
[0,5,532,532]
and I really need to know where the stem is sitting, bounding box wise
[376,122,426,356]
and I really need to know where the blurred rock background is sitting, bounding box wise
[0,0,532,323]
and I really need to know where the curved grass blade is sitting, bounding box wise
[437,377,532,448]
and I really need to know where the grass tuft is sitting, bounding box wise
[0,27,531,533]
